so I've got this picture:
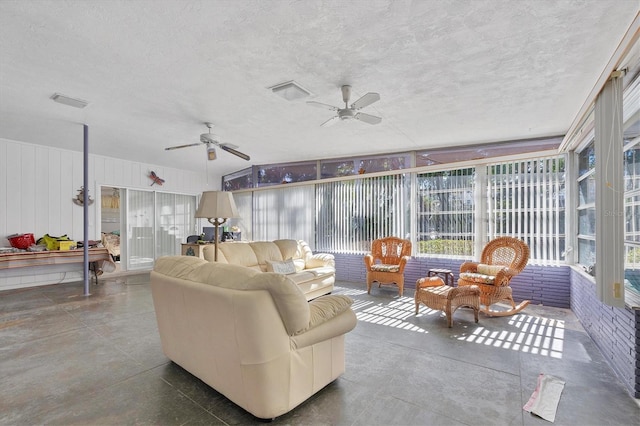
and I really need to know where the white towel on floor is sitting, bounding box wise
[523,373,565,422]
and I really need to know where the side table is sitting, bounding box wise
[181,243,211,259]
[427,268,455,286]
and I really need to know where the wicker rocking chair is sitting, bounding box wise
[364,237,412,296]
[457,236,530,316]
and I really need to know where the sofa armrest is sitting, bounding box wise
[305,295,352,330]
[305,253,335,269]
[291,295,357,349]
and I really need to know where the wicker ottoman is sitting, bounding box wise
[414,277,480,327]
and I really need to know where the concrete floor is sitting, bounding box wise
[1,273,638,425]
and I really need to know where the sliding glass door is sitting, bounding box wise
[126,189,155,270]
[124,189,197,271]
[156,192,197,258]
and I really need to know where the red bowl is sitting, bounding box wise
[8,233,35,249]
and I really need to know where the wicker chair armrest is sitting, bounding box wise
[397,255,411,271]
[459,261,479,273]
[364,254,375,270]
[493,268,516,286]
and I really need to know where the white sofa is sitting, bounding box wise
[203,239,335,301]
[150,256,357,420]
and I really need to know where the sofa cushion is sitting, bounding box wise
[459,272,495,284]
[286,267,334,285]
[218,243,260,270]
[477,264,505,276]
[371,263,400,272]
[154,255,215,280]
[266,259,297,274]
[243,272,310,335]
[273,239,305,271]
[249,241,284,271]
[273,239,300,260]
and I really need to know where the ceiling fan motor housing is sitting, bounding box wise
[201,133,218,143]
[339,109,355,120]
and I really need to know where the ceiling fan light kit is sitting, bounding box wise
[307,85,381,127]
[207,146,217,160]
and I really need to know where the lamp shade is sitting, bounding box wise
[195,191,239,219]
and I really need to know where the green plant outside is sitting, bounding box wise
[418,239,473,256]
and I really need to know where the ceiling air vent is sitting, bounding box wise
[268,80,312,101]
[50,93,89,109]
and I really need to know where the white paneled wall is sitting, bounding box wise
[0,137,208,290]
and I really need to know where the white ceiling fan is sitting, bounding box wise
[307,85,382,127]
[165,122,250,161]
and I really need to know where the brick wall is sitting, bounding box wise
[570,269,640,398]
[332,252,570,307]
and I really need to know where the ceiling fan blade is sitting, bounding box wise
[307,101,339,111]
[354,112,382,125]
[219,142,239,150]
[220,144,250,161]
[165,143,201,151]
[320,115,340,127]
[351,92,380,110]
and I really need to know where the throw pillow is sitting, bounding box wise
[477,264,505,276]
[266,258,297,274]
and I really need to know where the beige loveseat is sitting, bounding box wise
[203,239,335,300]
[151,256,357,420]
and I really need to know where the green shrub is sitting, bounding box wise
[418,239,473,256]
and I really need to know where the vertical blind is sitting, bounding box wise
[236,155,567,264]
[316,174,409,253]
[155,192,196,258]
[126,189,155,270]
[125,189,196,270]
[231,191,253,239]
[415,168,475,256]
[252,186,315,246]
[488,156,565,264]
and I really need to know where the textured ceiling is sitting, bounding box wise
[0,0,638,181]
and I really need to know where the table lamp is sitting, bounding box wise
[195,191,239,261]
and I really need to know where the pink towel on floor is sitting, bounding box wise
[523,373,565,422]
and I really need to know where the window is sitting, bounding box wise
[576,137,596,272]
[257,162,317,187]
[251,185,315,244]
[488,156,566,264]
[316,174,410,253]
[225,139,565,264]
[415,168,474,256]
[416,137,561,167]
[623,74,640,294]
[320,159,355,178]
[223,167,253,191]
[354,153,411,174]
